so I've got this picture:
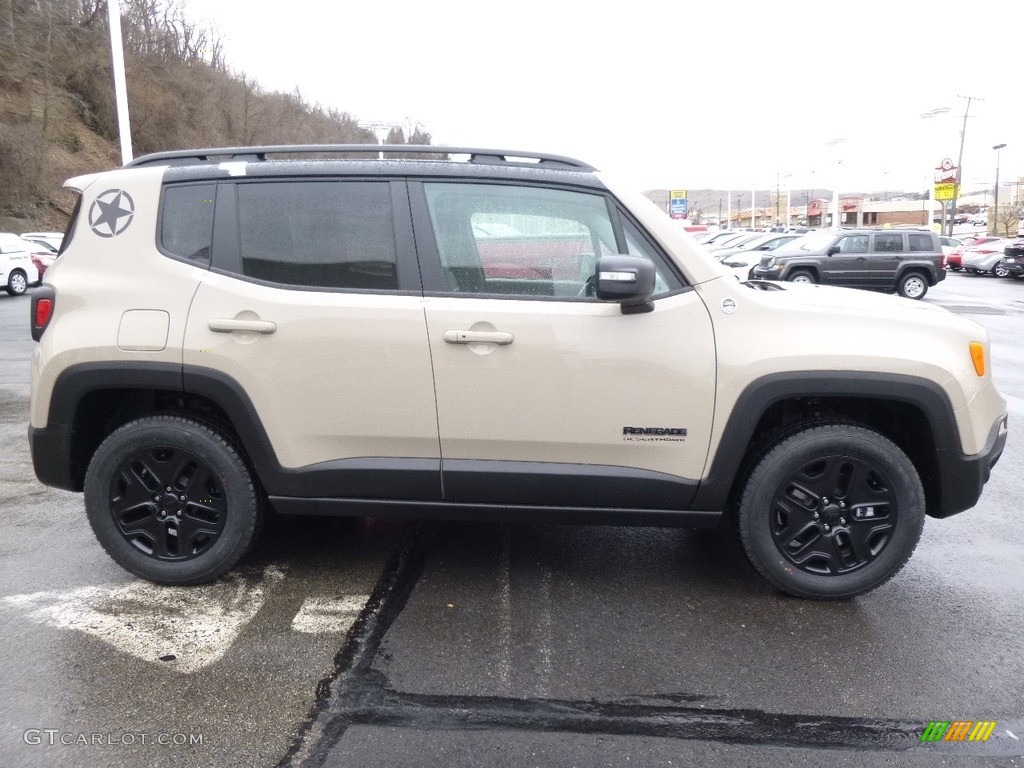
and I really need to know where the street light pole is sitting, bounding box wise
[920,107,952,232]
[106,0,132,164]
[826,138,845,228]
[993,143,1006,236]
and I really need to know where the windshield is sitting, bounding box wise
[790,232,836,251]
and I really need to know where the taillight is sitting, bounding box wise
[35,299,52,327]
[30,287,55,341]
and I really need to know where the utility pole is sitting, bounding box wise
[993,143,1006,237]
[947,94,983,236]
[775,173,780,224]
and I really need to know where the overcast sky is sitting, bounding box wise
[183,0,1019,197]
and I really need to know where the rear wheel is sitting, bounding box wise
[6,269,27,296]
[736,423,925,599]
[993,262,1009,278]
[897,271,928,299]
[84,415,262,585]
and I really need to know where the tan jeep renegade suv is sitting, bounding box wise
[28,146,1007,599]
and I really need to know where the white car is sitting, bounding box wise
[20,231,64,251]
[718,250,763,280]
[961,238,1016,277]
[0,233,42,295]
[711,233,805,259]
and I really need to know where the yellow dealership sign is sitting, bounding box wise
[934,183,957,201]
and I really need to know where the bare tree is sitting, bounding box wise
[994,205,1020,238]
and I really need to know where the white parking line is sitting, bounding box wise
[291,595,367,633]
[1,565,285,673]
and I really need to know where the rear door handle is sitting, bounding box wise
[443,330,514,345]
[209,318,277,334]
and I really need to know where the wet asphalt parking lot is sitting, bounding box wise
[1,271,1022,768]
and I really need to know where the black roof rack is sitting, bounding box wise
[124,145,595,171]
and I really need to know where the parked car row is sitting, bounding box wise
[944,235,1023,279]
[0,232,64,295]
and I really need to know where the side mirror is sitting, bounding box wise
[827,245,841,256]
[595,255,656,314]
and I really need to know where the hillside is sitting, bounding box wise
[0,0,430,233]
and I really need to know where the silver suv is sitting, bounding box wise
[749,228,946,299]
[28,146,1007,599]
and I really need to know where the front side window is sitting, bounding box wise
[836,235,869,253]
[236,181,397,290]
[873,234,903,253]
[161,183,215,262]
[423,183,679,299]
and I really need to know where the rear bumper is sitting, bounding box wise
[28,423,77,492]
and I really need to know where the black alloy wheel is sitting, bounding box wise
[737,423,925,599]
[107,445,227,561]
[85,415,261,584]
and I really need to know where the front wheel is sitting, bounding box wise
[787,270,816,285]
[897,271,928,299]
[736,423,925,599]
[993,262,1010,278]
[6,269,27,296]
[84,415,262,585]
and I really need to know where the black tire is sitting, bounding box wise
[992,262,1009,278]
[947,264,962,271]
[787,269,816,285]
[736,423,925,599]
[84,415,262,585]
[896,271,928,299]
[6,269,27,296]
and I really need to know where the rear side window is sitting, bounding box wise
[908,234,935,252]
[59,193,82,255]
[161,183,215,262]
[873,234,903,253]
[236,181,397,291]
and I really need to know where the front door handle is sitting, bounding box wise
[443,330,514,345]
[209,318,277,334]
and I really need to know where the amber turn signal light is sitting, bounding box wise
[969,342,986,377]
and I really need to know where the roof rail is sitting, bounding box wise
[124,145,595,171]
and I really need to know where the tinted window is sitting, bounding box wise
[423,183,681,299]
[623,219,683,296]
[873,234,903,253]
[908,234,935,252]
[161,183,215,261]
[424,183,617,298]
[236,181,397,290]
